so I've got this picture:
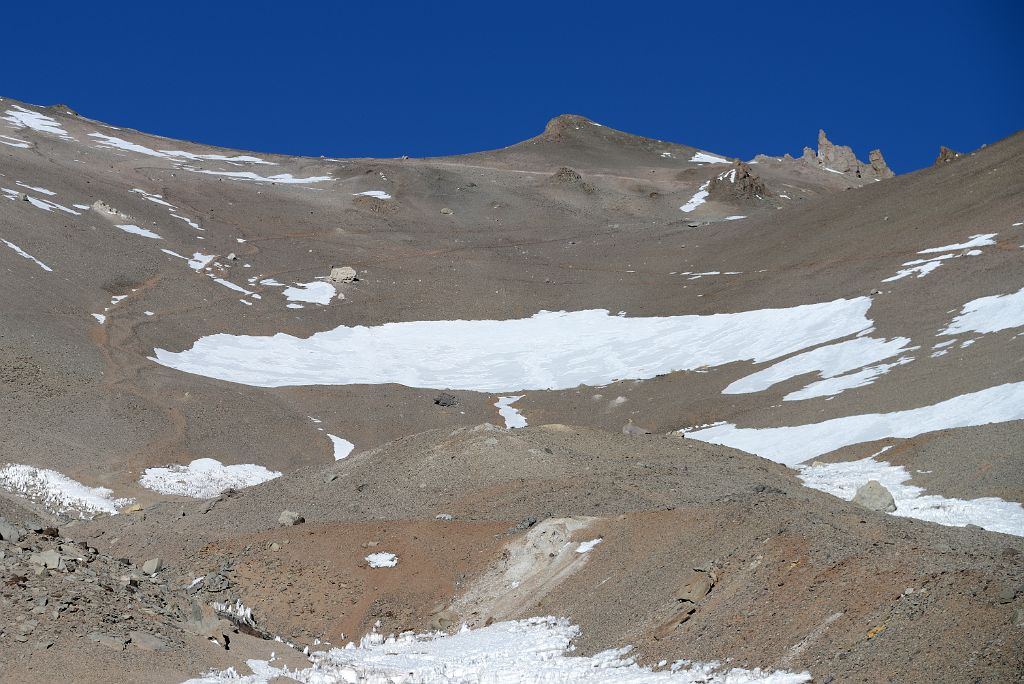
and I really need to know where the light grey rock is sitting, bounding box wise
[30,549,65,570]
[622,420,651,437]
[852,480,897,512]
[329,265,358,283]
[142,558,163,575]
[129,630,168,651]
[0,519,22,542]
[278,510,304,526]
[89,631,127,651]
[440,207,454,215]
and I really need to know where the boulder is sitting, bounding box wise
[30,549,65,570]
[278,510,304,526]
[329,266,358,283]
[142,558,163,575]
[0,518,22,542]
[934,146,963,166]
[622,420,651,437]
[852,480,897,512]
[88,632,127,651]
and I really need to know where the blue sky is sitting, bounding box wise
[1,1,1019,173]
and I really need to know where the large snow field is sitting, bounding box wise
[184,616,810,684]
[151,298,875,391]
[139,458,281,499]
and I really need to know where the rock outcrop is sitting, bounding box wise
[801,129,894,180]
[934,146,963,166]
[707,161,769,202]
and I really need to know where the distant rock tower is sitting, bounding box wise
[801,129,894,180]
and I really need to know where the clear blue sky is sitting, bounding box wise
[2,1,1020,173]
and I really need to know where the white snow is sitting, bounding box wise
[282,281,336,305]
[21,195,81,215]
[918,233,997,254]
[576,538,603,553]
[187,169,332,184]
[210,277,257,296]
[785,357,912,401]
[92,313,106,324]
[353,190,392,199]
[89,133,272,164]
[685,381,1024,467]
[723,336,914,399]
[173,214,202,229]
[798,451,1024,536]
[259,278,285,287]
[328,434,355,460]
[139,458,281,498]
[161,249,216,271]
[723,215,746,221]
[150,297,875,391]
[0,134,30,148]
[689,152,730,164]
[882,255,951,282]
[184,617,809,683]
[0,464,132,518]
[940,286,1024,335]
[3,105,72,139]
[131,188,174,207]
[1,238,52,272]
[680,181,710,213]
[16,181,56,195]
[495,395,528,428]
[822,167,845,175]
[117,224,163,239]
[365,552,398,568]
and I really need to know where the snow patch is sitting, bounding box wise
[680,181,710,213]
[686,382,1024,467]
[184,616,809,683]
[353,190,392,200]
[282,281,336,305]
[187,169,331,184]
[1,238,52,272]
[918,233,997,254]
[798,452,1024,536]
[139,458,281,498]
[941,286,1024,336]
[365,552,398,568]
[328,434,355,461]
[689,152,730,164]
[0,464,132,518]
[117,224,163,240]
[3,105,72,139]
[495,395,528,428]
[576,538,603,553]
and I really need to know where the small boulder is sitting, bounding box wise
[440,207,454,215]
[278,510,304,526]
[852,480,897,512]
[622,420,651,437]
[329,266,358,283]
[0,519,22,542]
[30,549,65,570]
[142,558,163,575]
[434,392,459,407]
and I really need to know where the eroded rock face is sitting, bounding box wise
[802,129,894,180]
[707,161,769,202]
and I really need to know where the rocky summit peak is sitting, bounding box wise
[802,129,894,180]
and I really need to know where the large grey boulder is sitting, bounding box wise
[0,518,22,542]
[278,510,304,526]
[852,480,897,512]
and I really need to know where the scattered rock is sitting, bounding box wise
[852,480,897,512]
[434,392,459,407]
[329,266,358,283]
[142,558,163,575]
[278,510,305,526]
